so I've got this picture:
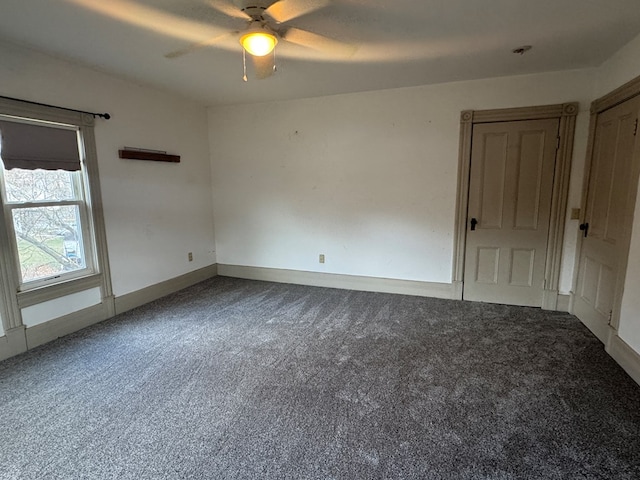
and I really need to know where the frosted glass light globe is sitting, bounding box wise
[240,32,277,57]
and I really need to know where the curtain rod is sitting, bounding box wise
[0,95,111,120]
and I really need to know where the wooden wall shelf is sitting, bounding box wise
[118,149,180,163]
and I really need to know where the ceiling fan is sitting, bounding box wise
[164,0,356,80]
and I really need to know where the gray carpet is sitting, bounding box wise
[1,277,639,479]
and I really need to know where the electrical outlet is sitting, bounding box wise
[188,252,193,262]
[319,254,325,264]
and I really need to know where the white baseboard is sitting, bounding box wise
[0,327,27,361]
[217,264,455,299]
[542,289,559,310]
[540,291,570,311]
[573,303,612,345]
[568,292,575,314]
[557,294,571,312]
[451,281,463,300]
[0,265,219,362]
[25,302,112,350]
[607,334,640,387]
[114,264,218,315]
[570,297,640,387]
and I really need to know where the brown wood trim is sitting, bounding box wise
[17,274,103,308]
[575,75,640,325]
[119,149,180,163]
[545,111,577,293]
[578,111,598,236]
[453,102,579,307]
[470,103,577,124]
[452,112,474,287]
[592,74,640,114]
[580,83,640,328]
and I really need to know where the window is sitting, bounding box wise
[0,117,96,289]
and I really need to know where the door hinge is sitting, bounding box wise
[634,118,638,136]
[608,310,613,325]
[556,136,561,150]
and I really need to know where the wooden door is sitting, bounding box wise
[464,118,560,306]
[573,96,640,342]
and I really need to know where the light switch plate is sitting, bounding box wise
[571,208,581,220]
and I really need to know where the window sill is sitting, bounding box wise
[16,274,104,308]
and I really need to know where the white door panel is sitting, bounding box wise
[574,96,640,341]
[464,118,559,306]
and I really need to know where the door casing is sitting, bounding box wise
[453,103,579,309]
[571,76,640,339]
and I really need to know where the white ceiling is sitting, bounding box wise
[1,0,640,107]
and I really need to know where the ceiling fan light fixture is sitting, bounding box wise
[240,30,278,57]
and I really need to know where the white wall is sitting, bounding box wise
[595,33,640,97]
[0,27,636,363]
[0,27,636,364]
[0,40,216,301]
[21,288,102,327]
[596,32,640,353]
[209,70,593,289]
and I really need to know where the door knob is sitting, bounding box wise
[470,218,478,231]
[579,222,589,238]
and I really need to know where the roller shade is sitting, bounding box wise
[0,120,81,171]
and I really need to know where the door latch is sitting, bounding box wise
[470,218,478,231]
[579,222,589,238]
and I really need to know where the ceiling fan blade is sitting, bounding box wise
[208,0,251,20]
[165,31,237,59]
[251,54,276,79]
[264,0,330,24]
[68,0,226,43]
[282,27,357,57]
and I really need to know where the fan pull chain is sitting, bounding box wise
[273,49,277,73]
[242,49,248,82]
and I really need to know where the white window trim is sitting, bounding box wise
[0,97,114,334]
[0,171,96,290]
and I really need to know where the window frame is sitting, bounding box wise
[0,97,113,332]
[0,120,98,290]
